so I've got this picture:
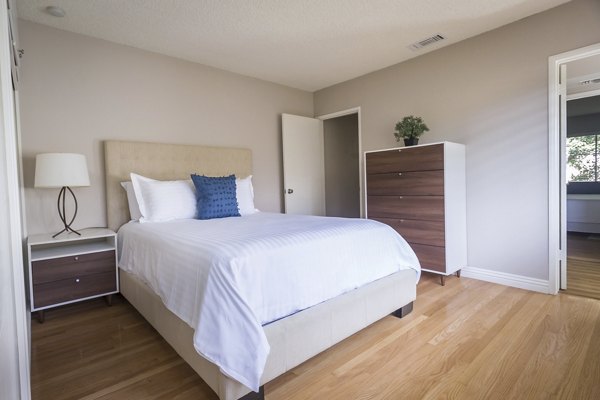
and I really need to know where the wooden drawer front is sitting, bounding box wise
[34,271,116,308]
[32,250,115,285]
[367,170,444,196]
[374,217,445,247]
[367,196,444,221]
[366,144,444,174]
[410,243,446,273]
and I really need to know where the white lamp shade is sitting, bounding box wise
[34,153,90,188]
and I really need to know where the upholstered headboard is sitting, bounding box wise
[104,140,252,231]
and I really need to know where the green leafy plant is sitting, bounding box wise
[394,116,429,141]
[567,134,598,182]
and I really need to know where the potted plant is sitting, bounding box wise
[394,116,429,146]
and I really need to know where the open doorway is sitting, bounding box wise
[281,108,362,218]
[322,113,360,218]
[563,82,600,299]
[548,43,600,295]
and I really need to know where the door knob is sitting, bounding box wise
[287,189,294,194]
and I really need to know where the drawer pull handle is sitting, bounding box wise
[398,149,402,152]
[398,173,402,176]
[75,278,80,283]
[74,256,79,261]
[398,196,403,199]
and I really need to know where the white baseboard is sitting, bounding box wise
[460,266,550,294]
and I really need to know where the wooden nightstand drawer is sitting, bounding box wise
[32,250,116,284]
[34,271,117,308]
[366,144,444,174]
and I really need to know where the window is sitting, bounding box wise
[567,134,599,182]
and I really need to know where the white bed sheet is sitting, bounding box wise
[118,212,420,392]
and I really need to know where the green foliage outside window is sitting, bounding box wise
[567,134,598,182]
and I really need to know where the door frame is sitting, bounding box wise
[317,107,363,217]
[0,0,30,398]
[548,42,600,294]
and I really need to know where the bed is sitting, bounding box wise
[104,140,419,400]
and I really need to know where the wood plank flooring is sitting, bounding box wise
[565,232,600,300]
[31,273,600,400]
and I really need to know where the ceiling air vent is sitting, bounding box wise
[580,78,600,85]
[409,34,445,51]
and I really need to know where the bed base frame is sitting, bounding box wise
[240,386,264,400]
[120,268,416,400]
[392,301,414,318]
[239,301,414,400]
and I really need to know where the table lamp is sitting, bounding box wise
[34,153,90,238]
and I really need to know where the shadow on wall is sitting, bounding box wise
[22,155,35,187]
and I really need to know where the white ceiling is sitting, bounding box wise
[17,0,570,92]
[567,54,600,95]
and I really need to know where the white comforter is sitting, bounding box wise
[118,212,420,392]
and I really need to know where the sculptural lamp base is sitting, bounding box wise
[53,186,81,238]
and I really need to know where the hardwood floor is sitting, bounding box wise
[30,297,215,400]
[31,273,600,400]
[565,232,600,300]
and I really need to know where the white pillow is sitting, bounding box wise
[130,173,196,223]
[120,181,142,221]
[236,175,258,216]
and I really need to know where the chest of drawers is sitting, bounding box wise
[365,142,467,285]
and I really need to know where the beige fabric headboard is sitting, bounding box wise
[104,140,252,232]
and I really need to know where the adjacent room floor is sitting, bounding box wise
[565,232,600,300]
[31,272,600,400]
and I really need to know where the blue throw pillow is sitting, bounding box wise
[191,174,241,220]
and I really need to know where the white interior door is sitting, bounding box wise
[282,114,325,215]
[559,64,568,290]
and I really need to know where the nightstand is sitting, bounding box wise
[27,228,119,323]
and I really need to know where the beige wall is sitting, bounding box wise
[18,20,313,234]
[315,0,600,281]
